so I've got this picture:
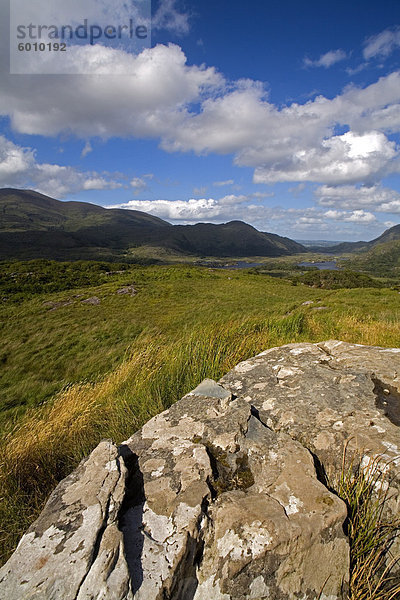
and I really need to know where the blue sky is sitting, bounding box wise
[1,0,400,240]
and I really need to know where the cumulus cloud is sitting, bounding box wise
[0,44,223,134]
[363,27,400,60]
[315,184,400,213]
[110,198,218,221]
[303,49,347,68]
[0,135,123,197]
[1,44,400,186]
[380,200,400,213]
[107,193,270,223]
[253,131,397,185]
[160,71,400,184]
[324,209,376,223]
[82,177,122,191]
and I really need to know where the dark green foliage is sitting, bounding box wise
[294,270,386,289]
[0,259,130,301]
[344,240,400,278]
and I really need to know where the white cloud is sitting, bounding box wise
[363,28,400,60]
[324,209,376,223]
[346,62,369,76]
[0,44,223,135]
[0,135,123,197]
[83,177,122,191]
[10,0,146,31]
[160,71,400,184]
[252,191,274,199]
[109,198,220,221]
[107,193,269,223]
[315,183,400,213]
[1,44,400,186]
[253,131,397,185]
[213,179,234,186]
[303,49,347,68]
[379,200,400,213]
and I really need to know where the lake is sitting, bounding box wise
[298,261,339,271]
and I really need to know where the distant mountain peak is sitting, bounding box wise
[0,188,306,261]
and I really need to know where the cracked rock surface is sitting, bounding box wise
[1,341,399,599]
[220,340,400,481]
[0,440,130,599]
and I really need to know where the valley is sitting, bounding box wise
[1,188,400,573]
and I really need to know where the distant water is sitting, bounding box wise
[298,261,339,271]
[212,260,341,271]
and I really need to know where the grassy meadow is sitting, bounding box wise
[1,259,400,569]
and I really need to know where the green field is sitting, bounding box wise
[1,259,400,566]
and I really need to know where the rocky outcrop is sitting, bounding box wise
[0,341,399,600]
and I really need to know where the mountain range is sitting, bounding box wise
[316,225,400,254]
[2,188,399,263]
[0,188,305,261]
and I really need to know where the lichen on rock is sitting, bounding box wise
[1,341,399,599]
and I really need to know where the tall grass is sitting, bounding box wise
[337,446,400,600]
[1,266,400,571]
[0,314,307,563]
[1,306,400,565]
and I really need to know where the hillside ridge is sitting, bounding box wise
[0,188,305,260]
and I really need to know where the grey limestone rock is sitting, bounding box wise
[0,440,130,599]
[1,341,399,599]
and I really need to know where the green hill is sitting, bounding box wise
[0,188,169,232]
[151,220,304,257]
[324,223,400,254]
[0,188,306,260]
[344,239,400,277]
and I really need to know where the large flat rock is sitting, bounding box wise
[220,341,400,484]
[1,341,399,599]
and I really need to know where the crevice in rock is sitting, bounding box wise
[316,344,345,371]
[250,405,273,429]
[263,491,290,519]
[204,447,219,500]
[73,468,121,599]
[309,450,330,489]
[306,448,351,541]
[118,445,145,595]
[317,342,333,356]
[168,497,211,600]
[372,376,400,426]
[74,519,109,599]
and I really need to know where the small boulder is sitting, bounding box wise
[81,296,101,305]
